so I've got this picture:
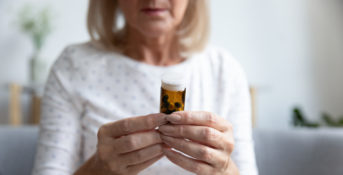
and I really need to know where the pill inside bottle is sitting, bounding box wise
[159,72,186,114]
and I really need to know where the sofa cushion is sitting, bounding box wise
[253,128,343,175]
[1,126,343,175]
[0,126,38,175]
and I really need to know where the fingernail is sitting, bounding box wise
[158,125,173,134]
[166,115,181,122]
[158,115,169,125]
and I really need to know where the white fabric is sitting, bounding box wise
[32,42,258,175]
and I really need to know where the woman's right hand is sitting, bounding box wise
[75,113,167,175]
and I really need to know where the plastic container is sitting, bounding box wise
[159,72,186,114]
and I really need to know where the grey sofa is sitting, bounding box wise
[1,126,343,175]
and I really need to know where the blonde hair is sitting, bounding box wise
[87,0,210,55]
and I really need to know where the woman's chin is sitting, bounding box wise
[136,22,175,38]
[140,28,174,38]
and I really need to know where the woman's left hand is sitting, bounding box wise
[158,111,239,175]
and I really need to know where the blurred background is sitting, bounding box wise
[0,0,342,129]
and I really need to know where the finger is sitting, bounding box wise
[114,130,162,153]
[159,125,233,150]
[127,154,164,174]
[100,113,167,138]
[120,144,163,166]
[163,147,213,175]
[166,111,231,132]
[161,135,226,166]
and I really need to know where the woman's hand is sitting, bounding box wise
[158,111,239,175]
[75,113,167,175]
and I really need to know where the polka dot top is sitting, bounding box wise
[32,42,258,175]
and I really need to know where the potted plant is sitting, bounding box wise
[17,4,53,84]
[292,107,343,128]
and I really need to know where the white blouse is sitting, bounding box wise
[32,42,258,175]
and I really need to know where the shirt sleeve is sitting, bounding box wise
[219,50,259,175]
[32,47,83,175]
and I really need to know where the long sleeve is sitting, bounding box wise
[230,69,258,175]
[228,62,259,175]
[31,42,259,175]
[216,49,259,175]
[32,47,83,175]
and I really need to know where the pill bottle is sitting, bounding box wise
[160,72,186,114]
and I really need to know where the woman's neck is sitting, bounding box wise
[123,27,184,66]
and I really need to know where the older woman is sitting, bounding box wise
[32,0,258,175]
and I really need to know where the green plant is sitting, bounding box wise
[322,113,343,127]
[292,107,319,128]
[18,4,53,53]
[17,4,54,83]
[292,107,343,128]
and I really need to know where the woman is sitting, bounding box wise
[33,0,258,174]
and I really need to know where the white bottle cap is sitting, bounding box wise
[161,72,186,91]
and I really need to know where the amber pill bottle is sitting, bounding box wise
[159,73,186,114]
